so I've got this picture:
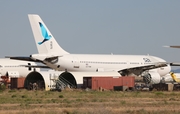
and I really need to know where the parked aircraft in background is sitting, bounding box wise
[163,45,180,66]
[9,14,174,84]
[0,58,40,77]
[164,45,180,48]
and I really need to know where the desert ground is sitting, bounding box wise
[0,89,180,114]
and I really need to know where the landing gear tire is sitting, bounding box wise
[149,87,154,91]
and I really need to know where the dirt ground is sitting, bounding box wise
[0,89,180,114]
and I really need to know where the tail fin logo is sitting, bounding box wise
[38,22,52,45]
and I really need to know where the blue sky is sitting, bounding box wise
[0,1,180,69]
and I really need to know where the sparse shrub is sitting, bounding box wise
[45,91,52,95]
[51,99,56,103]
[38,100,42,104]
[92,98,98,102]
[133,91,140,97]
[126,109,132,113]
[20,103,23,107]
[120,100,126,105]
[0,84,6,92]
[169,97,176,101]
[25,102,29,107]
[164,100,168,104]
[76,98,81,102]
[59,95,64,98]
[155,91,164,96]
[137,109,149,114]
[8,89,16,93]
[71,110,78,114]
[20,103,30,107]
[25,98,31,102]
[62,109,71,114]
[170,92,176,96]
[63,99,71,104]
[82,99,89,102]
[11,94,17,98]
[21,95,28,98]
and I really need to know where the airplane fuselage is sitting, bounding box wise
[0,59,39,77]
[55,54,171,76]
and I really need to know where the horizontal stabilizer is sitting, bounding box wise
[6,56,58,70]
[5,56,42,62]
[20,65,50,69]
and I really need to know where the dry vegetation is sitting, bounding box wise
[0,89,180,114]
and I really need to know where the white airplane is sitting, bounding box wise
[164,45,180,48]
[163,45,180,66]
[9,14,173,84]
[0,58,39,77]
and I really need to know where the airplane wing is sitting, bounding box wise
[119,62,180,76]
[118,62,167,76]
